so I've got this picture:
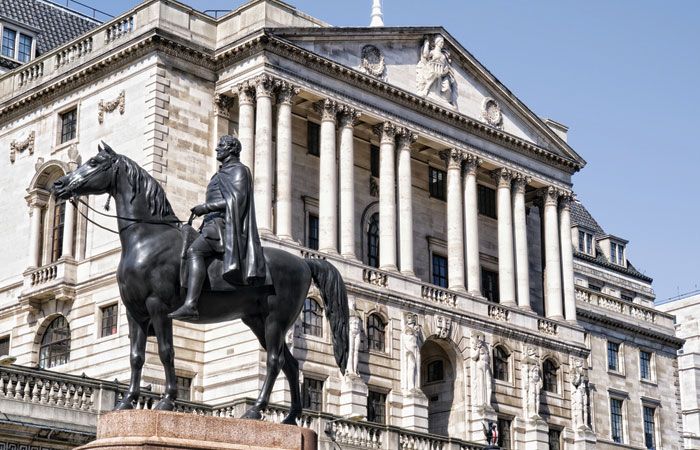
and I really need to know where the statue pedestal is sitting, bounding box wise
[75,410,317,450]
[573,426,597,450]
[519,417,549,450]
[400,389,429,432]
[469,405,497,443]
[339,374,368,419]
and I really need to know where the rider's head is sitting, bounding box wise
[217,135,242,161]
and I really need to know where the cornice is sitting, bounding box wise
[577,307,684,349]
[574,250,653,283]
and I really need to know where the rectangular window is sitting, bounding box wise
[176,376,192,401]
[60,108,78,144]
[370,144,380,178]
[578,231,594,255]
[0,335,9,356]
[307,121,320,156]
[431,253,448,288]
[17,33,32,62]
[607,341,620,371]
[610,398,624,443]
[548,428,561,450]
[588,283,602,293]
[643,406,656,450]
[100,304,118,337]
[428,167,446,200]
[478,185,497,219]
[610,242,625,265]
[51,200,66,263]
[621,293,634,302]
[307,214,319,250]
[640,350,652,380]
[367,390,386,424]
[302,377,323,411]
[2,28,16,58]
[497,418,512,449]
[482,268,499,303]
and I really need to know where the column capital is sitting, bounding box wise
[254,74,276,98]
[372,122,397,144]
[439,148,463,169]
[491,168,514,188]
[235,80,256,106]
[558,191,575,210]
[538,186,562,207]
[462,153,483,176]
[213,93,234,119]
[25,189,49,208]
[275,80,299,105]
[512,172,532,194]
[396,127,417,151]
[337,104,361,128]
[314,99,339,122]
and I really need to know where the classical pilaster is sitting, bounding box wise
[338,105,361,259]
[253,75,275,233]
[61,200,76,259]
[512,173,532,310]
[441,149,465,291]
[26,193,47,268]
[235,81,256,171]
[494,168,516,305]
[315,99,339,254]
[463,154,482,295]
[541,187,564,319]
[372,122,398,271]
[560,193,577,322]
[396,128,417,276]
[211,93,234,172]
[274,82,298,241]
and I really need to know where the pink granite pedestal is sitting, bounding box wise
[75,410,317,450]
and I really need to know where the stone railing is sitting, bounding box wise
[55,37,94,69]
[20,259,78,303]
[301,248,327,260]
[363,268,388,287]
[105,15,135,44]
[28,262,59,286]
[328,419,383,448]
[17,60,44,87]
[0,368,96,411]
[421,284,457,307]
[400,432,445,449]
[487,304,510,322]
[537,318,558,336]
[575,286,674,329]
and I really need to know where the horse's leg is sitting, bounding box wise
[115,313,147,410]
[147,297,177,411]
[280,345,301,425]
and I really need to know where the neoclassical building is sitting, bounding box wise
[0,1,683,449]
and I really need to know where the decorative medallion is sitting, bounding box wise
[9,130,35,163]
[358,45,386,81]
[481,97,503,128]
[434,315,452,339]
[98,90,125,124]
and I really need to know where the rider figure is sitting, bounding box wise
[169,135,266,320]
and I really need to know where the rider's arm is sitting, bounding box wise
[203,200,226,213]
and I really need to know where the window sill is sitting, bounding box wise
[607,369,626,378]
[95,333,119,343]
[542,390,563,400]
[640,378,657,387]
[494,378,512,387]
[53,139,78,154]
[368,349,389,358]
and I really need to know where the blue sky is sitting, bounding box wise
[87,0,699,301]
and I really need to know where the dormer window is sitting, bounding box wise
[578,230,594,255]
[610,242,625,265]
[1,23,35,63]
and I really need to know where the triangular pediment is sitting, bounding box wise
[271,27,584,166]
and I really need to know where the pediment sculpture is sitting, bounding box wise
[416,35,458,108]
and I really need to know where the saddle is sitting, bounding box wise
[180,221,274,293]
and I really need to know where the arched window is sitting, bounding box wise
[367,314,386,352]
[367,213,379,268]
[493,345,510,382]
[542,358,559,393]
[50,198,67,263]
[302,298,323,337]
[39,316,71,369]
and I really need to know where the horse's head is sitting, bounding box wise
[53,141,119,200]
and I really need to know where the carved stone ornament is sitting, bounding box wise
[434,315,451,339]
[401,313,423,391]
[369,176,379,198]
[439,148,463,169]
[372,122,397,143]
[416,35,458,107]
[396,127,417,150]
[213,93,234,119]
[98,90,125,124]
[358,44,386,80]
[481,97,503,128]
[314,99,339,122]
[275,80,300,105]
[254,74,275,98]
[10,130,35,163]
[337,105,361,128]
[470,332,493,411]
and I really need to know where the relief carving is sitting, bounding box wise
[358,45,386,81]
[471,332,493,411]
[347,297,363,377]
[416,35,457,107]
[434,315,451,339]
[400,313,423,391]
[481,97,503,129]
[570,356,591,431]
[98,90,125,124]
[521,345,542,420]
[9,130,35,163]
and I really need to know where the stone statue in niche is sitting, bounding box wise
[471,333,493,410]
[358,44,387,81]
[347,297,363,377]
[521,346,542,420]
[401,313,423,391]
[570,357,590,430]
[416,35,457,107]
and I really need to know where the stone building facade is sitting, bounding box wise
[0,1,683,449]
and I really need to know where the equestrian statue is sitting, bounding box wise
[52,136,349,424]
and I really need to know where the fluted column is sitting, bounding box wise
[275,82,299,241]
[26,193,47,268]
[61,200,76,258]
[494,169,516,305]
[316,99,339,254]
[463,154,482,295]
[373,122,398,271]
[338,105,361,259]
[253,75,275,233]
[396,128,417,276]
[441,149,465,291]
[235,82,256,171]
[559,193,577,322]
[542,187,563,319]
[512,173,531,310]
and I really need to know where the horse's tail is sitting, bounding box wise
[305,259,348,375]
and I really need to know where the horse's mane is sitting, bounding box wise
[117,154,176,218]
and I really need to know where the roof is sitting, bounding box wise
[0,0,100,56]
[570,201,605,236]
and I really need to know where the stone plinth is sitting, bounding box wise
[75,410,317,450]
[400,389,429,432]
[339,374,368,419]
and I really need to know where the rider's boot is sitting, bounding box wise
[168,252,206,320]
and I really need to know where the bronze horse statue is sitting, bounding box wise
[52,143,348,424]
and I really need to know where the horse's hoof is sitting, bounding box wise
[114,399,135,410]
[241,408,262,420]
[281,414,299,425]
[154,397,176,411]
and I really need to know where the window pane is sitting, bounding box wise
[542,359,558,393]
[370,145,380,178]
[493,346,509,381]
[497,418,512,449]
[429,167,446,200]
[367,390,386,424]
[432,253,448,288]
[478,185,497,219]
[586,234,593,254]
[610,398,624,443]
[426,360,444,383]
[60,108,77,143]
[39,316,71,369]
[307,121,320,156]
[578,231,585,252]
[2,28,16,58]
[302,377,323,411]
[100,304,118,337]
[302,298,323,337]
[0,336,9,356]
[18,34,32,62]
[308,214,319,250]
[482,268,499,303]
[607,342,619,371]
[367,213,379,268]
[643,406,655,450]
[367,314,385,352]
[548,429,561,450]
[640,351,651,380]
[176,376,192,401]
[51,200,66,263]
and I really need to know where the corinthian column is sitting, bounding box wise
[559,193,577,322]
[542,187,563,319]
[494,169,516,305]
[396,128,417,276]
[441,149,465,291]
[253,75,275,233]
[463,154,482,295]
[373,122,398,271]
[512,173,531,310]
[316,99,339,254]
[275,82,299,240]
[338,105,361,259]
[235,81,256,171]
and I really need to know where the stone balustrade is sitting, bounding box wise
[17,60,44,87]
[421,284,457,307]
[20,259,78,303]
[105,16,135,44]
[574,286,675,329]
[28,262,59,286]
[363,268,389,287]
[55,37,94,69]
